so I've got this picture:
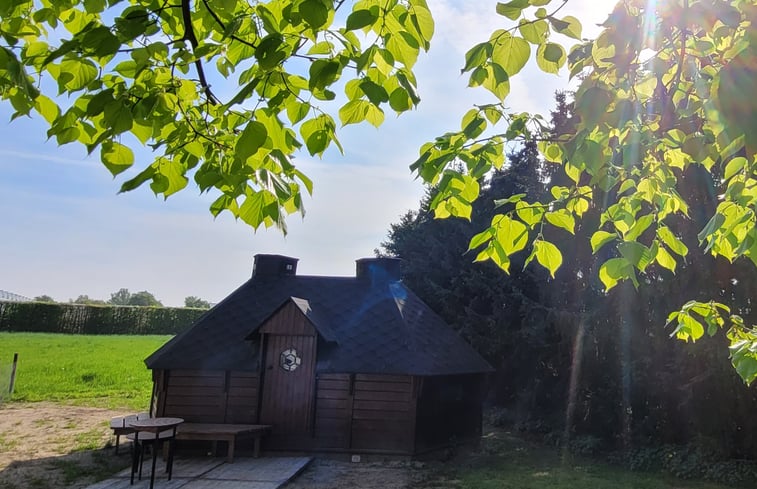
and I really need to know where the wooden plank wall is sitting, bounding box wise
[226,371,259,423]
[158,369,259,423]
[313,373,352,449]
[163,370,226,422]
[350,374,415,453]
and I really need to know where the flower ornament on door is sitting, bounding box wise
[280,348,301,372]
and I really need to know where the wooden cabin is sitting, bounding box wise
[145,255,492,455]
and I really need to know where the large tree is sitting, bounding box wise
[3,0,757,380]
[184,296,211,308]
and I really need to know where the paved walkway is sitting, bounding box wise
[86,457,312,489]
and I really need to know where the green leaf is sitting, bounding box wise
[462,42,491,73]
[624,213,654,241]
[536,42,566,74]
[724,156,747,181]
[300,116,331,156]
[101,141,134,176]
[409,5,434,45]
[542,142,563,163]
[59,58,98,91]
[309,59,341,91]
[532,240,562,278]
[672,313,705,341]
[255,34,287,71]
[339,99,371,126]
[491,33,530,76]
[482,64,510,100]
[698,212,726,243]
[590,230,616,253]
[495,215,529,255]
[34,95,60,124]
[618,241,653,271]
[469,228,494,251]
[656,245,677,273]
[152,158,188,197]
[389,87,411,112]
[235,121,268,163]
[550,15,582,40]
[360,79,389,105]
[496,0,529,20]
[658,226,689,256]
[519,19,548,44]
[729,328,757,385]
[346,8,378,31]
[598,257,633,292]
[300,0,329,29]
[239,191,275,229]
[515,201,544,227]
[545,209,575,234]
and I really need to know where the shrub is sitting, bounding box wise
[0,301,206,335]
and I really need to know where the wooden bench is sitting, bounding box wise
[175,423,272,463]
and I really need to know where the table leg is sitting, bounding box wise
[167,437,175,481]
[227,437,235,464]
[149,441,158,489]
[130,438,138,485]
[253,437,261,458]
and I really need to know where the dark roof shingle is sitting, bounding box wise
[145,275,492,376]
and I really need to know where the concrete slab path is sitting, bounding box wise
[85,457,312,489]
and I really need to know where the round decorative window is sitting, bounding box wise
[279,348,302,372]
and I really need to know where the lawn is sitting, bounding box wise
[0,332,171,410]
[450,431,740,489]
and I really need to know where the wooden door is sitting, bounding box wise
[259,333,317,435]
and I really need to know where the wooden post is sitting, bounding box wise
[9,353,18,395]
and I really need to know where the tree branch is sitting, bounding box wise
[200,0,258,49]
[181,0,219,105]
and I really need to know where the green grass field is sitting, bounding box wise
[0,332,172,410]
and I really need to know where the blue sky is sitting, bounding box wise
[0,1,609,306]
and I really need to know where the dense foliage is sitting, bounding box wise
[1,0,431,231]
[382,94,757,472]
[0,301,204,335]
[407,0,757,383]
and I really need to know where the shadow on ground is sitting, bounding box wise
[0,446,131,489]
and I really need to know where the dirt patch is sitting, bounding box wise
[0,402,132,489]
[0,402,459,489]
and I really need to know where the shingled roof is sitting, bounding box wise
[145,256,492,376]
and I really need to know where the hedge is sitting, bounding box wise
[0,301,207,335]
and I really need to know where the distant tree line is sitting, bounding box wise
[31,289,212,309]
[380,94,757,480]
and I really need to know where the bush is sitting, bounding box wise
[0,301,206,335]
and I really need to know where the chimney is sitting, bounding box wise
[253,254,298,278]
[356,257,402,283]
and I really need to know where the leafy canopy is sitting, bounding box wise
[409,0,757,383]
[4,0,757,382]
[0,0,433,231]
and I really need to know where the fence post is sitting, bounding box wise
[9,353,18,395]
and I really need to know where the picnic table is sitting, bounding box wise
[128,417,183,489]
